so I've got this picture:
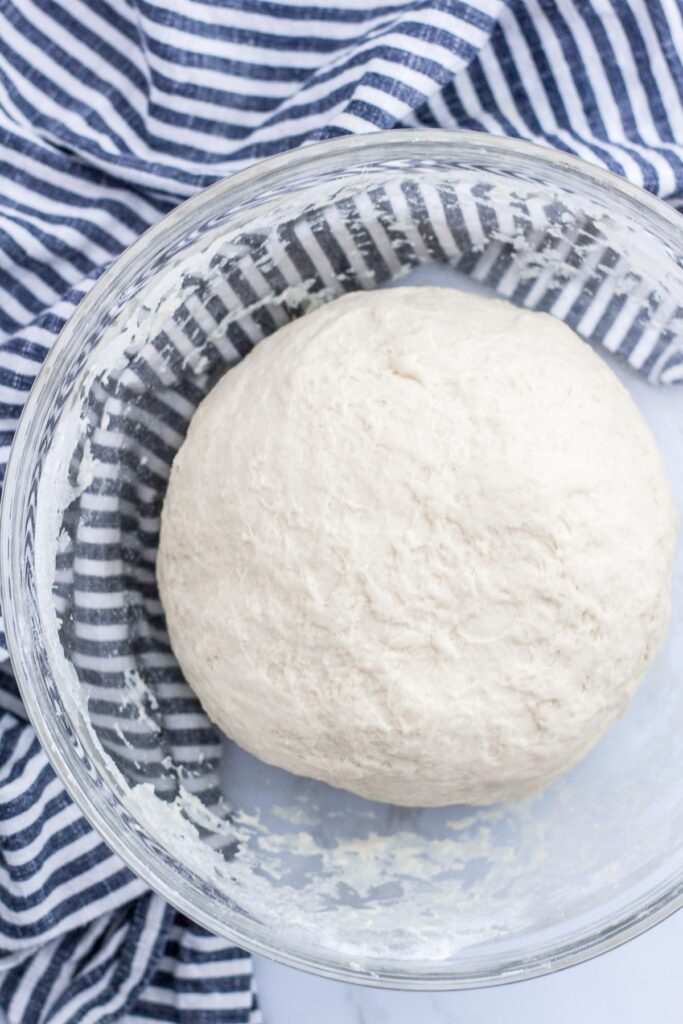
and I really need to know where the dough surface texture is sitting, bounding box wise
[158,286,677,806]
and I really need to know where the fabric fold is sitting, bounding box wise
[0,1,681,1020]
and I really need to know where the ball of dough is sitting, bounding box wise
[158,287,677,807]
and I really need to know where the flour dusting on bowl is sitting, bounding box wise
[7,133,681,986]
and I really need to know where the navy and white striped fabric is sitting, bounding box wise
[0,1,682,1021]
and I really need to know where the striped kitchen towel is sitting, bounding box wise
[0,1,682,1022]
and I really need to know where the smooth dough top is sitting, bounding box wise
[158,286,677,806]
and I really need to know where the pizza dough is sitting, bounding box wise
[157,287,677,806]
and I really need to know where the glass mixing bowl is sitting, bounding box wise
[2,130,682,990]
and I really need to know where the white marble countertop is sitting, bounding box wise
[254,907,683,1023]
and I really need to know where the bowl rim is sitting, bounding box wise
[3,127,683,990]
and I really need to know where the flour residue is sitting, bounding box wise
[31,167,683,972]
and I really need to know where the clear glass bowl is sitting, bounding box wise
[3,130,682,990]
